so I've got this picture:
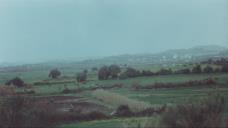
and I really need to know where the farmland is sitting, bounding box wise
[1,61,228,128]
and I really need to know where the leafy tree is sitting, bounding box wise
[109,65,121,79]
[192,65,202,74]
[48,68,61,79]
[98,66,110,80]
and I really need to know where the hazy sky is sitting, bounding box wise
[0,0,228,63]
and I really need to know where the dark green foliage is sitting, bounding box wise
[5,77,25,87]
[98,66,110,80]
[49,68,61,79]
[203,65,214,73]
[161,93,224,128]
[192,65,202,74]
[109,65,121,79]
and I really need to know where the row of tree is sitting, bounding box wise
[97,64,228,80]
[47,63,228,82]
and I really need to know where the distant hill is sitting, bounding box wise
[0,45,228,72]
[82,45,228,66]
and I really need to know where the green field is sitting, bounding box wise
[1,66,228,128]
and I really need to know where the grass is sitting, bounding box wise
[1,67,228,128]
[92,89,152,112]
[59,117,158,128]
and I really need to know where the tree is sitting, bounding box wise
[5,77,25,87]
[124,67,140,78]
[98,66,110,80]
[76,72,87,83]
[109,65,121,79]
[48,68,61,79]
[192,65,202,74]
[203,65,213,73]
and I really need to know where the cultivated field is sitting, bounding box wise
[0,63,228,128]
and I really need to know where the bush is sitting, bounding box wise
[5,77,25,87]
[0,96,55,128]
[0,86,15,96]
[114,105,134,117]
[49,68,61,79]
[161,93,224,128]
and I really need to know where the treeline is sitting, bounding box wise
[97,64,228,80]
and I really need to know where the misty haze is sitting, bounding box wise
[0,0,228,128]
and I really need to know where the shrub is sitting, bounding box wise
[0,86,15,96]
[114,105,134,117]
[0,96,55,128]
[161,93,224,128]
[5,77,25,87]
[49,68,61,79]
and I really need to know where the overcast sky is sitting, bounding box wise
[0,0,227,63]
